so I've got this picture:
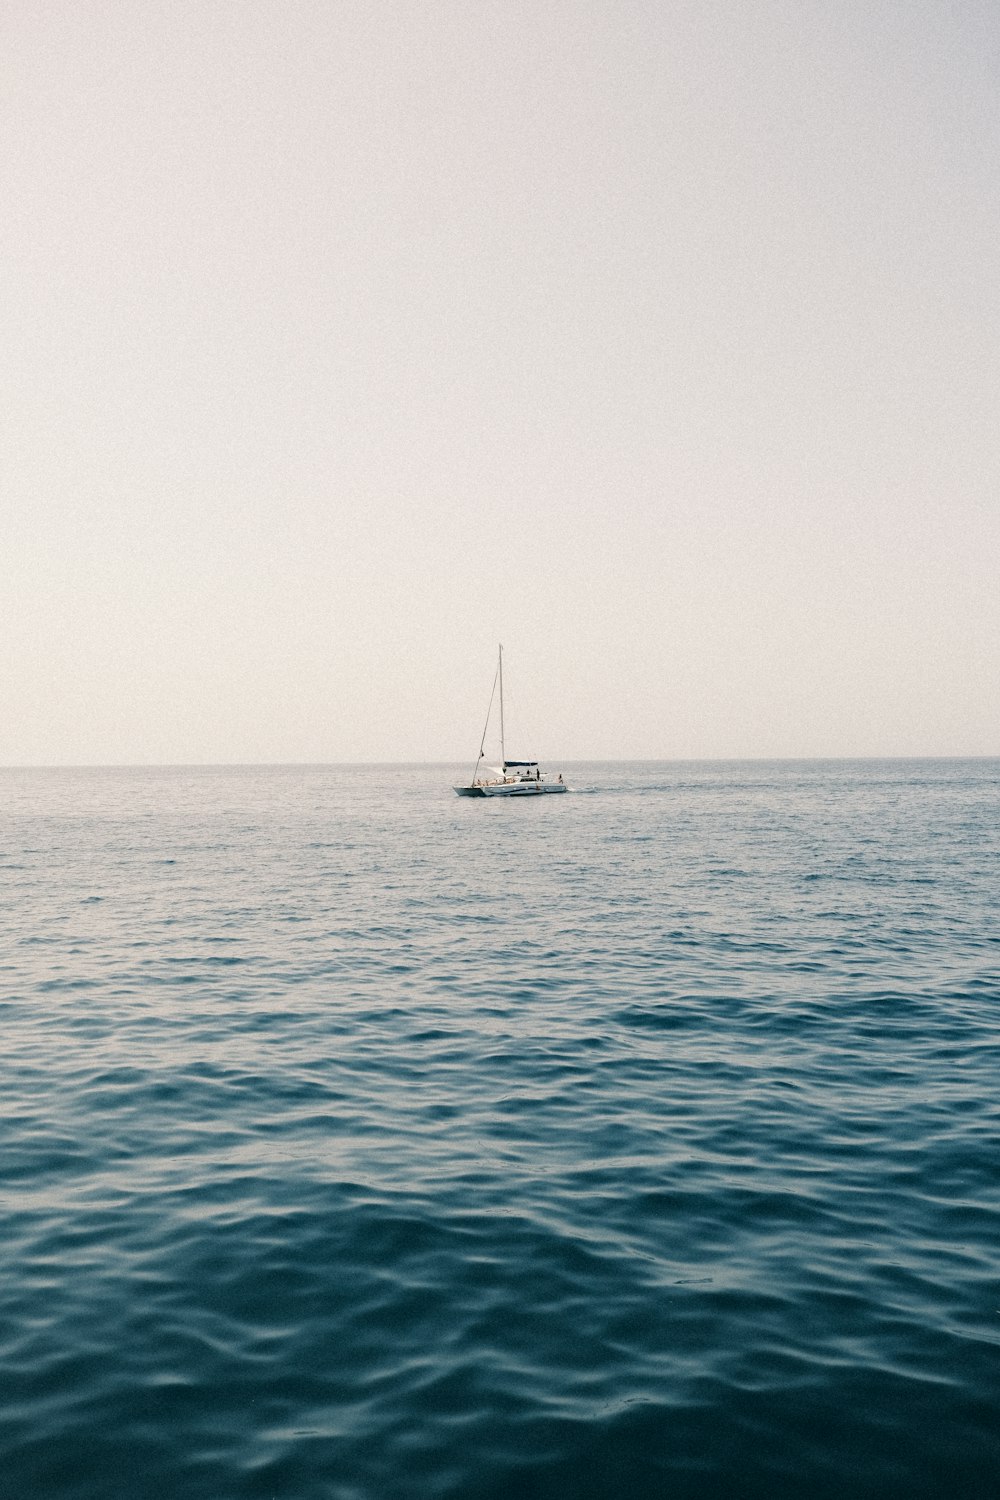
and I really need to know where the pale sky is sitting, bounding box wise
[3,1,998,763]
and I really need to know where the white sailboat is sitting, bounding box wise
[454,646,567,797]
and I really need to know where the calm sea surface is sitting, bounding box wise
[2,761,999,1499]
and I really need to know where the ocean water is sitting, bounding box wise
[2,760,999,1499]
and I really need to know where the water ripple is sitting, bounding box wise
[2,761,999,1497]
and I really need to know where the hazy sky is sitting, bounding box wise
[3,1,998,763]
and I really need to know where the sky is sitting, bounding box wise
[3,0,998,763]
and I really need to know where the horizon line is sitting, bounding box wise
[1,754,997,771]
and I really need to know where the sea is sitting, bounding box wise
[2,760,999,1499]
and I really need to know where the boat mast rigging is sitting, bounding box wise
[499,644,505,770]
[469,647,501,788]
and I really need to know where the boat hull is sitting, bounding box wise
[454,781,567,797]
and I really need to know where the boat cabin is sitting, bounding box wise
[504,761,540,782]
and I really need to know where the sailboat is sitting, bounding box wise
[454,646,568,797]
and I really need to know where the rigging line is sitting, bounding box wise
[469,661,500,786]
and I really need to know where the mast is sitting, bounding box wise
[499,643,505,770]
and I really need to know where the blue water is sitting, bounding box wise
[2,761,999,1499]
